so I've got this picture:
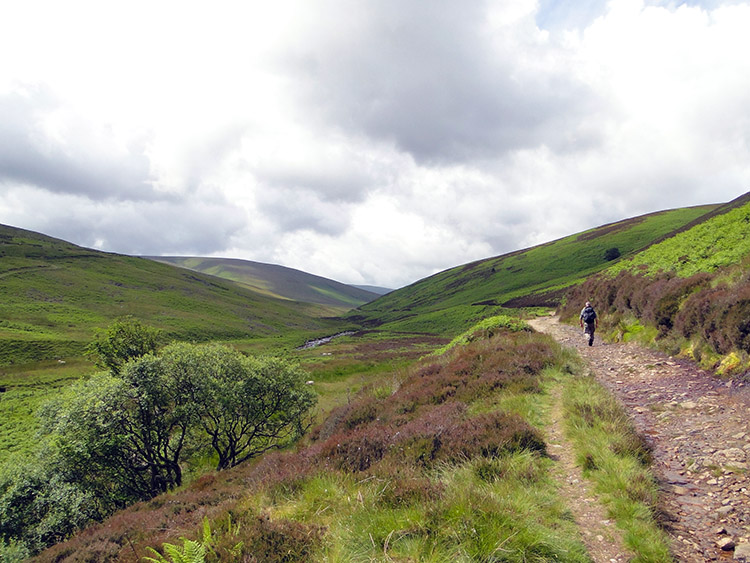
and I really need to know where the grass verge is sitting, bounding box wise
[561,371,672,562]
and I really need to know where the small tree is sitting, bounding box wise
[604,247,621,261]
[160,343,317,470]
[44,354,197,503]
[88,316,162,375]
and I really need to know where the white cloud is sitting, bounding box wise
[1,0,750,289]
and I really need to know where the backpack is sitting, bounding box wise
[581,306,596,323]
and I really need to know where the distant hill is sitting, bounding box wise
[354,284,393,295]
[147,256,380,310]
[0,225,345,366]
[346,203,720,335]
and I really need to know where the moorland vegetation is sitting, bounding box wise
[29,317,669,562]
[2,192,750,561]
[559,196,750,375]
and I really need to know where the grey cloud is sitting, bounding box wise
[286,1,601,163]
[42,198,246,256]
[255,185,354,236]
[0,87,157,202]
[254,157,375,204]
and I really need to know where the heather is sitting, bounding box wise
[559,266,750,374]
[33,326,592,562]
[556,200,750,374]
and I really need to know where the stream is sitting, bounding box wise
[297,331,356,350]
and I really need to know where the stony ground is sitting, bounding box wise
[530,315,750,562]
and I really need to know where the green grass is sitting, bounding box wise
[561,372,672,562]
[609,201,750,277]
[349,205,716,335]
[0,358,94,463]
[0,224,348,367]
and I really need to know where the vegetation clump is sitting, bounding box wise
[33,324,592,562]
[0,333,315,557]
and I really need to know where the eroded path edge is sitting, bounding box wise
[531,315,750,562]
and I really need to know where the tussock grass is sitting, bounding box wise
[561,373,672,562]
[35,325,597,562]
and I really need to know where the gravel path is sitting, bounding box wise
[529,315,750,562]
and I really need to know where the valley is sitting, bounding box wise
[3,193,750,561]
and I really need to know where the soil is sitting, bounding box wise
[529,315,750,562]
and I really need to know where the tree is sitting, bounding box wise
[43,354,197,503]
[202,352,315,469]
[159,343,317,470]
[87,316,162,375]
[43,342,316,506]
[604,247,621,261]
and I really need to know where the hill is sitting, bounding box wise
[347,203,719,336]
[0,224,346,366]
[148,256,379,311]
[558,191,750,374]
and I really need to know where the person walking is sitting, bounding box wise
[579,301,598,346]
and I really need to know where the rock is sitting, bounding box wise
[718,537,735,551]
[681,401,698,409]
[735,542,750,561]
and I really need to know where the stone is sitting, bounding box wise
[717,537,735,550]
[735,542,750,561]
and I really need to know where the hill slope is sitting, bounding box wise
[0,225,344,366]
[349,204,718,335]
[558,191,750,373]
[148,256,379,311]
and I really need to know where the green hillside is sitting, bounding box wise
[558,191,750,374]
[149,256,379,312]
[608,192,750,277]
[0,225,345,366]
[348,204,717,335]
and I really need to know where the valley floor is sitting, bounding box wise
[530,315,750,562]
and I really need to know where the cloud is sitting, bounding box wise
[0,87,155,201]
[284,0,602,163]
[2,0,750,289]
[0,184,245,256]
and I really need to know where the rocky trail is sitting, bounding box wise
[529,315,750,562]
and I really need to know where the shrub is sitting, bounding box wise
[378,476,444,507]
[319,425,392,472]
[87,316,162,375]
[439,411,546,462]
[240,513,324,563]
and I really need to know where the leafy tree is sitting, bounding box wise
[42,343,316,506]
[0,458,99,554]
[43,355,197,503]
[174,345,317,469]
[87,316,162,374]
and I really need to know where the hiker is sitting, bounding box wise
[579,301,598,346]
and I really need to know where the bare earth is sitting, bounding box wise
[529,315,750,562]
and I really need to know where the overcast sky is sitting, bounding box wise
[1,0,749,288]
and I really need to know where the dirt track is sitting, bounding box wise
[529,315,750,562]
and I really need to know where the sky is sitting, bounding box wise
[1,0,749,289]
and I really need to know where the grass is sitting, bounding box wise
[0,224,346,367]
[0,358,94,463]
[33,319,677,563]
[560,372,672,562]
[609,201,750,278]
[349,205,716,335]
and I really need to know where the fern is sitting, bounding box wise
[143,539,206,563]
